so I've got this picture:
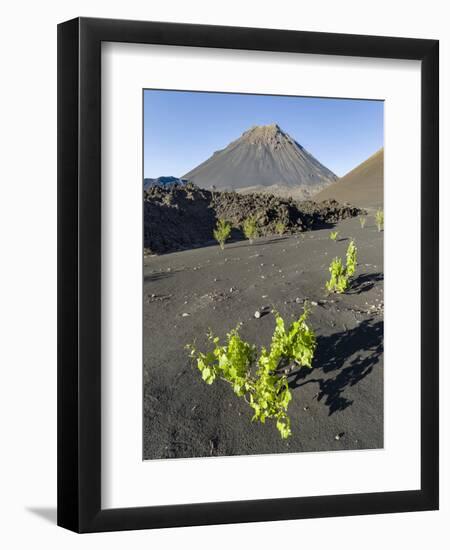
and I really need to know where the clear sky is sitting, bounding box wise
[143,90,383,179]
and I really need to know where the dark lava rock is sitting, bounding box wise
[144,183,363,255]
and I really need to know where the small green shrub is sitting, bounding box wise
[275,221,286,236]
[329,231,339,242]
[213,219,232,249]
[346,240,357,278]
[187,306,316,439]
[326,240,358,293]
[325,257,348,293]
[359,216,366,229]
[375,210,384,232]
[243,217,258,243]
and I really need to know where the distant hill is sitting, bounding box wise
[314,148,384,208]
[183,124,337,199]
[144,176,188,190]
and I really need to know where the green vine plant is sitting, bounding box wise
[345,239,357,278]
[375,209,384,232]
[359,215,366,229]
[275,221,286,236]
[187,306,316,439]
[213,219,232,250]
[326,240,358,294]
[242,217,258,244]
[329,230,339,242]
[325,257,348,293]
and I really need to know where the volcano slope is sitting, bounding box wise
[143,215,383,459]
[183,124,337,199]
[314,148,384,209]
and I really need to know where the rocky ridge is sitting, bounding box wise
[144,183,363,255]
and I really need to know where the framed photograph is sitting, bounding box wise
[57,17,439,532]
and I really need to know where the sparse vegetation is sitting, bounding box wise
[213,219,232,249]
[329,230,339,242]
[326,257,348,293]
[375,209,384,232]
[359,215,366,228]
[187,306,316,439]
[275,221,286,236]
[242,217,258,244]
[326,240,358,294]
[345,239,357,277]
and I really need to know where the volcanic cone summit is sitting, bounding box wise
[183,124,337,199]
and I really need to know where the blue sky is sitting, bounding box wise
[143,90,383,179]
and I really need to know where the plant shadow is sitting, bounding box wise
[144,271,175,283]
[289,318,383,416]
[347,272,384,295]
[235,236,291,248]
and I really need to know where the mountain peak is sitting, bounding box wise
[183,124,337,198]
[241,123,286,144]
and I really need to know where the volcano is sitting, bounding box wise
[183,124,337,199]
[314,148,384,208]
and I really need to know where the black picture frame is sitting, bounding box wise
[57,17,439,533]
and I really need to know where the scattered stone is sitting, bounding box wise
[303,406,309,411]
[181,312,190,317]
[148,293,172,303]
[295,297,302,304]
[311,301,318,306]
[254,311,261,319]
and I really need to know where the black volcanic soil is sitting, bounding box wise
[144,184,362,255]
[143,215,383,460]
